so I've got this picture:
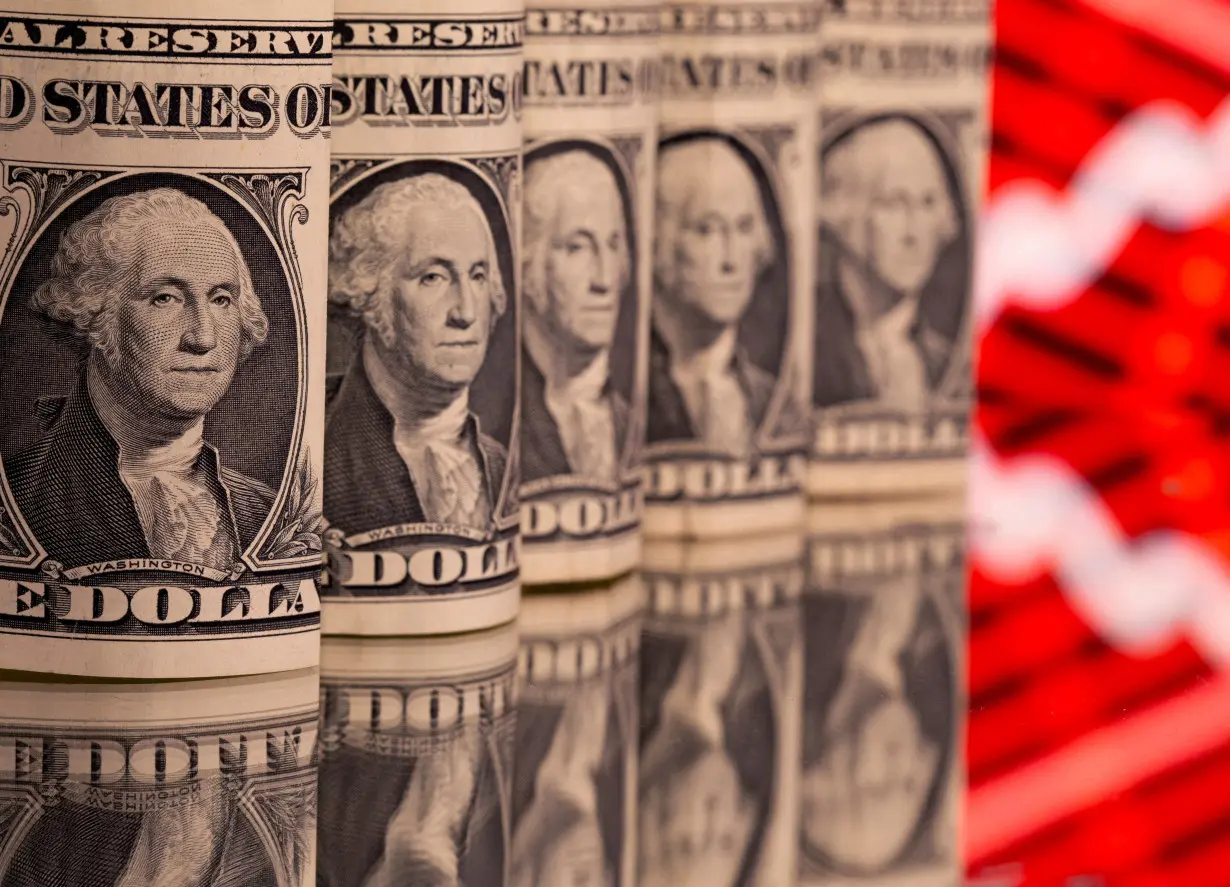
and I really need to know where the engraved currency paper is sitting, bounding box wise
[801,499,965,887]
[323,1,524,635]
[518,0,659,583]
[644,0,818,539]
[318,626,519,887]
[639,535,804,887]
[513,577,644,887]
[0,668,319,887]
[0,1,332,678]
[810,0,991,496]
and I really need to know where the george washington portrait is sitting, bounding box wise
[324,169,513,536]
[2,186,279,572]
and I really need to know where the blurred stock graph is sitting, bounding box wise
[968,0,1230,883]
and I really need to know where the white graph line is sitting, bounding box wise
[974,95,1230,331]
[972,88,1230,665]
[970,434,1230,664]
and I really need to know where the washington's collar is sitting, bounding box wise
[364,343,471,447]
[662,323,739,385]
[87,363,207,475]
[523,313,611,401]
[865,288,921,343]
[546,345,609,405]
[835,249,926,339]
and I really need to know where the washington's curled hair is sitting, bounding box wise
[31,187,269,367]
[821,118,958,257]
[329,172,507,346]
[653,138,773,295]
[522,149,629,314]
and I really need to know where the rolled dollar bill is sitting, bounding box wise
[809,0,992,496]
[639,532,805,887]
[517,0,660,583]
[322,0,524,636]
[0,1,332,677]
[643,0,819,539]
[318,624,519,887]
[801,497,965,887]
[513,575,644,887]
[0,668,319,886]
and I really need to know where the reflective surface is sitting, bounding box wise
[0,499,967,886]
[641,535,806,887]
[803,499,964,887]
[318,627,518,887]
[513,576,643,887]
[0,669,320,887]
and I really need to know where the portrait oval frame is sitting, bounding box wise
[652,128,793,452]
[324,157,521,524]
[818,110,974,406]
[522,137,641,424]
[0,167,311,573]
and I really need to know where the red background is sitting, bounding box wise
[969,0,1230,883]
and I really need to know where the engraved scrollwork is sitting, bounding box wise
[767,357,810,439]
[329,158,388,194]
[261,451,325,562]
[206,172,306,234]
[612,655,640,738]
[756,605,802,678]
[34,779,62,809]
[204,172,309,294]
[486,711,518,817]
[0,788,46,882]
[2,166,108,235]
[624,413,646,463]
[0,165,114,308]
[610,135,645,175]
[0,501,30,560]
[238,774,317,887]
[203,170,317,571]
[741,124,797,164]
[469,155,520,207]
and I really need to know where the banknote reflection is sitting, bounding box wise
[513,689,615,887]
[640,745,755,887]
[512,581,642,887]
[541,818,609,887]
[801,528,959,883]
[318,632,517,887]
[0,671,318,887]
[638,611,773,887]
[802,578,942,870]
[359,734,482,887]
